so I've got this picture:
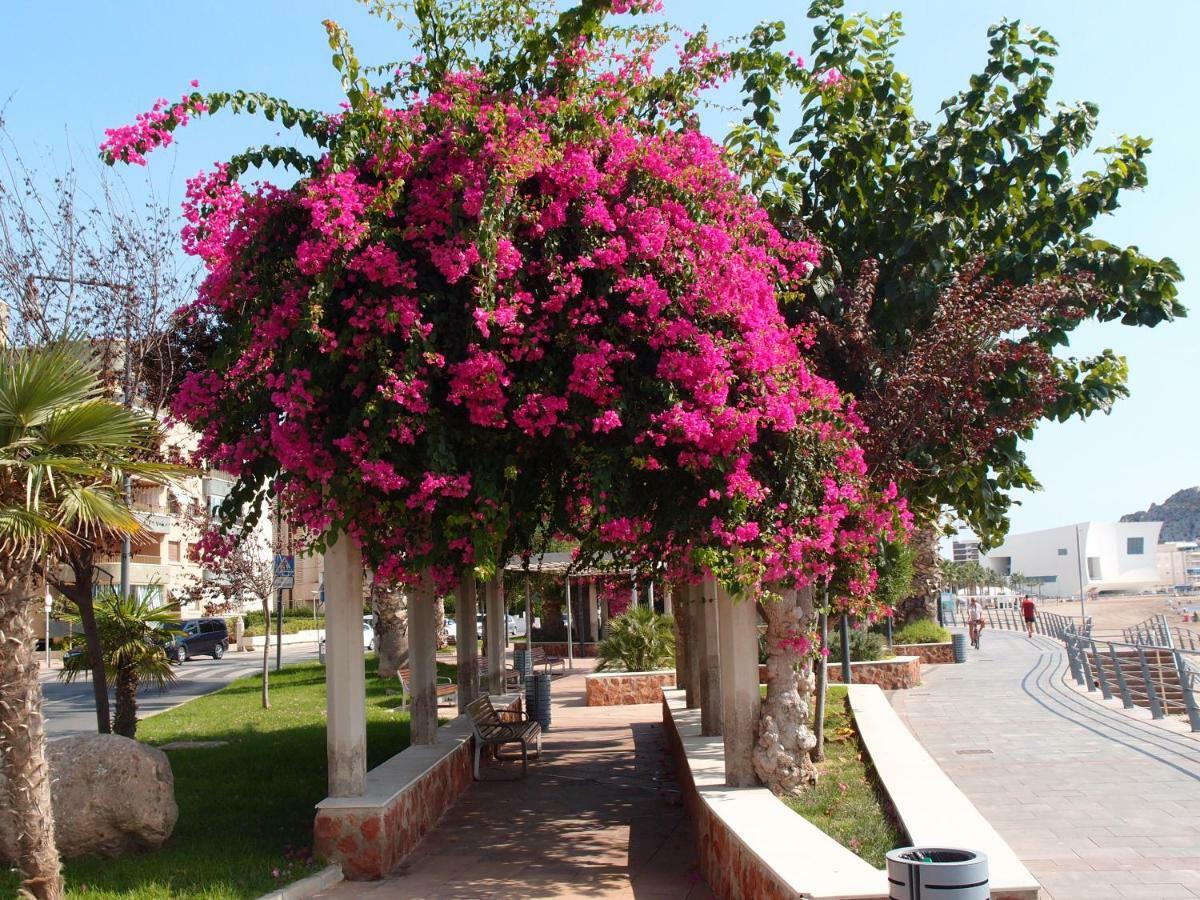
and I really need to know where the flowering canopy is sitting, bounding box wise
[105,10,904,614]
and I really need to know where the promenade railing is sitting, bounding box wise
[1062,632,1200,732]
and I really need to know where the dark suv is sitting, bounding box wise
[166,618,229,663]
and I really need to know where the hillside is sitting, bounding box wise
[1121,487,1200,542]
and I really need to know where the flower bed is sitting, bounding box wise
[585,670,675,706]
[826,656,920,690]
[892,642,954,664]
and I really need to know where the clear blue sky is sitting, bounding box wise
[4,1,1196,538]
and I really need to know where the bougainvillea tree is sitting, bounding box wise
[103,0,906,791]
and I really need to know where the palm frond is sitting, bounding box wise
[54,484,142,536]
[0,345,103,434]
[0,507,68,555]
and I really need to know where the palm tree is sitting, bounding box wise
[59,590,182,738]
[596,605,675,672]
[0,344,176,900]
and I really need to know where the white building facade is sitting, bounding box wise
[982,521,1163,598]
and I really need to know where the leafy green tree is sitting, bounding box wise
[59,591,182,738]
[726,0,1183,544]
[596,605,675,672]
[0,345,173,900]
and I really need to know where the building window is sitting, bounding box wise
[1057,548,1068,556]
[168,541,182,563]
[1127,537,1145,555]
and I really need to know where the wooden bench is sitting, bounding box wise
[465,695,542,779]
[530,646,566,674]
[477,656,522,691]
[397,668,457,708]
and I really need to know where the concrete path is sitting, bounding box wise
[890,629,1200,899]
[315,666,712,899]
[39,641,320,738]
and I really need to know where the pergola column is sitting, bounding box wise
[718,583,759,787]
[699,578,722,736]
[409,574,439,744]
[456,572,479,713]
[662,584,673,616]
[325,532,366,796]
[485,576,506,695]
[591,580,602,643]
[673,583,689,703]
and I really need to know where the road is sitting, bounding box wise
[39,641,320,739]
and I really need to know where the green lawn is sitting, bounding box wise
[2,657,455,899]
[778,685,905,868]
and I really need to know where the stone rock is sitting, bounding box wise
[0,734,178,861]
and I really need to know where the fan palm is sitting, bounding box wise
[596,605,675,672]
[0,343,179,900]
[59,590,183,738]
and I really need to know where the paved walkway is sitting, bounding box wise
[315,665,712,899]
[891,629,1200,899]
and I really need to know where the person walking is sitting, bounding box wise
[967,597,985,649]
[1020,594,1037,638]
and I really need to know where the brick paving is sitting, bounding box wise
[890,629,1200,900]
[314,665,712,899]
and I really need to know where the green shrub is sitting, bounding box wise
[828,628,887,663]
[893,618,950,644]
[596,606,675,672]
[241,616,325,638]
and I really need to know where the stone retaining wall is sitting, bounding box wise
[827,655,920,690]
[314,695,522,880]
[585,670,676,706]
[892,641,954,664]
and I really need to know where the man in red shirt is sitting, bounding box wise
[1020,595,1037,638]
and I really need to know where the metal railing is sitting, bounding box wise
[943,605,1088,640]
[1062,632,1200,732]
[1123,614,1200,652]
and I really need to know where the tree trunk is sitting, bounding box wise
[895,521,941,625]
[53,547,111,733]
[261,597,270,709]
[541,593,565,641]
[371,581,408,679]
[753,587,818,795]
[0,568,64,899]
[434,594,447,650]
[111,665,139,739]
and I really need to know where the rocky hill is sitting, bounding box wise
[1121,487,1200,542]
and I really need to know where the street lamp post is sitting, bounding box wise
[1074,524,1087,624]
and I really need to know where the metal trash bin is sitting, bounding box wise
[951,633,968,664]
[513,648,534,679]
[886,847,988,899]
[524,672,551,730]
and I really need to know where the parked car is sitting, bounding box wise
[445,618,458,644]
[319,619,375,655]
[166,618,229,663]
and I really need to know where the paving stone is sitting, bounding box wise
[890,630,1200,899]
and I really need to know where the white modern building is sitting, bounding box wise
[982,521,1163,598]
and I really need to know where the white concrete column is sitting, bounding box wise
[485,576,505,695]
[456,572,479,713]
[409,573,439,744]
[324,532,367,796]
[662,584,673,616]
[592,580,604,643]
[718,583,759,787]
[699,578,722,736]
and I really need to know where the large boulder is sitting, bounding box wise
[0,733,178,860]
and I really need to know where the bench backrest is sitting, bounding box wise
[466,695,506,738]
[530,647,548,664]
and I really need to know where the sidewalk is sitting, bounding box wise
[314,664,712,899]
[890,629,1200,899]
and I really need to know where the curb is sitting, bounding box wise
[256,864,343,900]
